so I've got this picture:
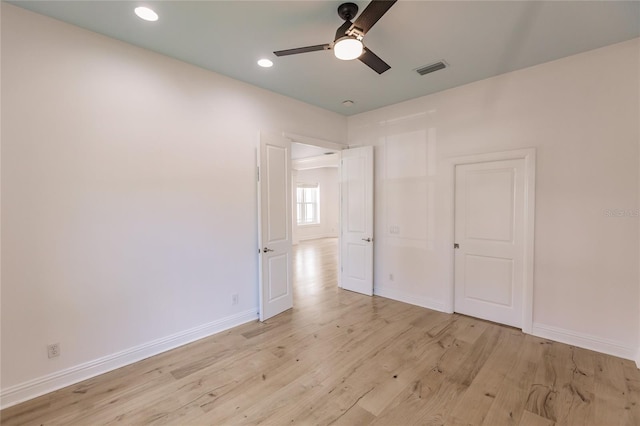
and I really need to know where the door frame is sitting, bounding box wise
[444,148,536,333]
[283,132,346,289]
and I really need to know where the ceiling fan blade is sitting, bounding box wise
[359,47,391,74]
[334,20,352,41]
[350,0,397,35]
[273,44,330,57]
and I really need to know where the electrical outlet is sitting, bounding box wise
[47,343,60,359]
[232,294,239,305]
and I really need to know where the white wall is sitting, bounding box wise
[0,4,347,407]
[348,38,640,360]
[295,168,339,241]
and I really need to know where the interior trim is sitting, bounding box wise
[443,148,536,334]
[375,285,447,313]
[532,322,636,361]
[283,132,347,151]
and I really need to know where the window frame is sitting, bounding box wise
[296,183,320,226]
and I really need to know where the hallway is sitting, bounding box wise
[293,237,338,298]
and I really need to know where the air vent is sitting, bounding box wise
[416,61,447,76]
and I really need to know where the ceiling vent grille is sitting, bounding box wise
[416,61,447,76]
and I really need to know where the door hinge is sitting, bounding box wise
[256,166,260,182]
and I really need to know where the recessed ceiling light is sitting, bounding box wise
[342,100,354,107]
[134,6,158,22]
[257,59,273,68]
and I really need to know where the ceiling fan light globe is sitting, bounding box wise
[334,38,363,60]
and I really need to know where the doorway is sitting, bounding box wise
[258,133,375,321]
[293,238,339,301]
[291,142,341,298]
[447,149,536,332]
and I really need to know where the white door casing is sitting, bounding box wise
[443,148,536,334]
[454,159,525,328]
[340,146,374,296]
[257,132,293,321]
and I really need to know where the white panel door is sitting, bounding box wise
[340,146,374,296]
[454,159,525,327]
[258,132,293,321]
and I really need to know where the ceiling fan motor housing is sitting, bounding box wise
[337,3,358,21]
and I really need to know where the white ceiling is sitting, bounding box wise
[10,1,640,116]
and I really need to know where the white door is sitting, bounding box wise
[454,159,525,327]
[258,132,293,321]
[340,146,374,296]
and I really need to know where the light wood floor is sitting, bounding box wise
[2,237,639,425]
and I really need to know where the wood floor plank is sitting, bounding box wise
[525,340,560,422]
[2,238,639,426]
[329,404,376,426]
[214,306,428,425]
[356,312,463,417]
[519,409,556,426]
[98,348,283,425]
[285,312,461,424]
[446,327,523,425]
[481,334,543,426]
[590,352,630,426]
[369,324,502,425]
[367,337,472,425]
[622,359,640,425]
[558,345,596,426]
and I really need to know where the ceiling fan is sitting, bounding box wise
[273,0,397,74]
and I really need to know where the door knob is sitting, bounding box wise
[362,238,372,242]
[263,247,274,253]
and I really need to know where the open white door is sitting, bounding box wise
[257,132,293,321]
[340,146,374,296]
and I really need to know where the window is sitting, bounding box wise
[297,183,320,225]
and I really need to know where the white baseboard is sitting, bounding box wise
[0,308,258,410]
[532,322,635,361]
[374,285,446,313]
